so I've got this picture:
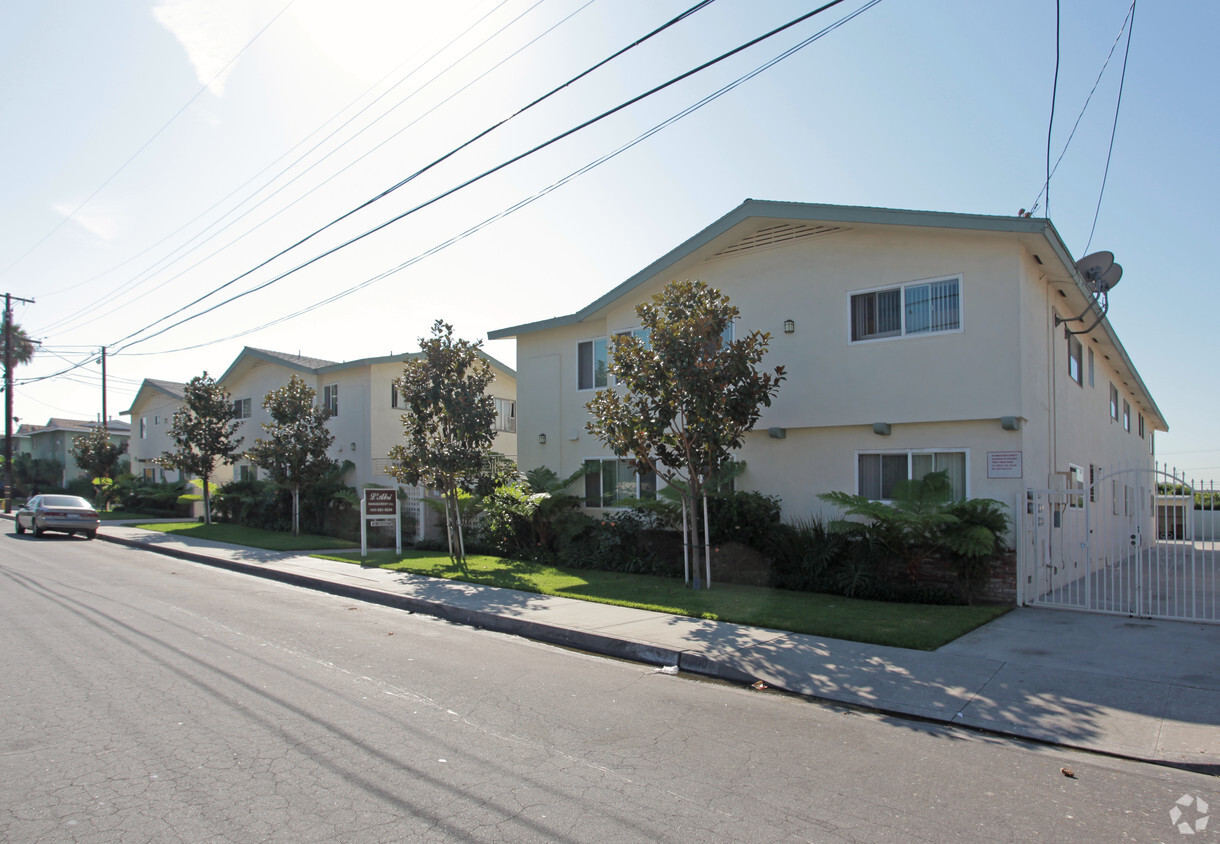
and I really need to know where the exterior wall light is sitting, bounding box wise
[872,422,891,436]
[538,433,547,445]
[783,319,795,334]
[1000,416,1021,431]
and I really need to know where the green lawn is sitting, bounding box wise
[316,549,1010,651]
[132,522,356,552]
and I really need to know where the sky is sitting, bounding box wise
[2,0,1218,483]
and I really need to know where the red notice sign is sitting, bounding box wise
[365,489,396,515]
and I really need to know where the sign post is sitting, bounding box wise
[360,489,400,557]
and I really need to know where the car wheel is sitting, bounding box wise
[14,520,25,535]
[84,530,97,541]
[32,522,43,538]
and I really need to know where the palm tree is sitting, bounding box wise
[2,317,35,366]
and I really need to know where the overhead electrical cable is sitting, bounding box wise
[1026,1,1135,218]
[35,0,525,332]
[103,0,721,352]
[0,0,300,281]
[125,0,885,356]
[1083,0,1136,253]
[108,0,855,355]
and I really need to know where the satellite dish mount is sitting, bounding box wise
[1055,250,1122,335]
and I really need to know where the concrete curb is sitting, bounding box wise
[97,531,757,686]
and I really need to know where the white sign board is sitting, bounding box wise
[987,451,1023,479]
[360,489,402,557]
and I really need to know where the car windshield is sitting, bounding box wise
[41,495,93,509]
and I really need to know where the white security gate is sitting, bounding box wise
[1022,464,1219,623]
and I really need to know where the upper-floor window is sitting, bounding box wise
[850,276,960,342]
[1068,334,1083,385]
[494,398,516,433]
[1087,347,1095,387]
[1138,413,1145,439]
[140,417,147,439]
[1109,383,1120,421]
[577,327,655,391]
[390,384,399,409]
[233,397,252,419]
[583,458,657,507]
[857,449,967,501]
[323,384,339,416]
[1123,399,1131,432]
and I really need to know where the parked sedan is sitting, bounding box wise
[14,495,100,539]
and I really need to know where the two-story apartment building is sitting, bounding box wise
[125,347,517,494]
[23,418,132,487]
[489,200,1169,608]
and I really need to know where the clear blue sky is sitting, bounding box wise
[2,0,1217,482]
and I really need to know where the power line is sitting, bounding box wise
[129,0,885,356]
[0,0,300,281]
[1083,0,1137,253]
[1027,2,1135,218]
[34,0,526,334]
[105,0,723,353]
[111,0,856,355]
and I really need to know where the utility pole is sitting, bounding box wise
[100,346,107,431]
[3,293,35,513]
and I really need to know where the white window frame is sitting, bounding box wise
[854,448,970,501]
[494,397,516,433]
[582,457,658,508]
[390,383,399,409]
[577,337,610,391]
[233,397,252,420]
[1068,334,1083,385]
[1087,346,1095,387]
[1122,399,1131,432]
[1109,383,1120,421]
[323,384,339,417]
[140,417,147,439]
[849,275,962,343]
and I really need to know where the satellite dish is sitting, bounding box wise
[1095,262,1122,292]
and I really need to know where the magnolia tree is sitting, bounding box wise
[247,375,336,536]
[387,320,497,568]
[586,279,785,589]
[70,427,128,509]
[159,373,242,524]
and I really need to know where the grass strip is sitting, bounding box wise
[315,549,1009,650]
[131,522,355,552]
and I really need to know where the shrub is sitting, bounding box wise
[705,490,782,551]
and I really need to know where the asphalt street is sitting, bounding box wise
[2,534,1214,842]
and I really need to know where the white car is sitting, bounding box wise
[14,495,100,540]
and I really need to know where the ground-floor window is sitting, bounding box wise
[857,450,967,500]
[583,458,657,507]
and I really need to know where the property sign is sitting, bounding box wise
[987,451,1023,479]
[360,489,401,556]
[365,489,396,515]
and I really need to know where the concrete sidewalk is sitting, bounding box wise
[90,523,1220,769]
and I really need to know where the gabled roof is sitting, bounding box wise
[29,418,130,435]
[487,198,1165,431]
[489,199,1070,339]
[121,378,186,416]
[218,346,340,384]
[316,349,516,379]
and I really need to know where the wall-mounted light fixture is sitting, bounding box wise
[783,319,795,334]
[872,422,891,436]
[1000,416,1021,431]
[350,442,357,451]
[768,427,786,439]
[538,433,547,445]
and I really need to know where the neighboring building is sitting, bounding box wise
[24,418,132,487]
[124,347,518,494]
[123,379,187,482]
[489,199,1168,605]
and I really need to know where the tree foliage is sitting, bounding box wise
[387,320,497,566]
[70,426,129,483]
[586,279,785,588]
[1,315,36,367]
[158,372,242,524]
[246,375,336,535]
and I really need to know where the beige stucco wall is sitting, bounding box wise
[511,224,1157,528]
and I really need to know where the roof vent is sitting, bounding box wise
[712,223,846,258]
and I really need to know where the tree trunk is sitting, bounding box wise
[202,473,212,525]
[688,493,703,590]
[291,485,300,536]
